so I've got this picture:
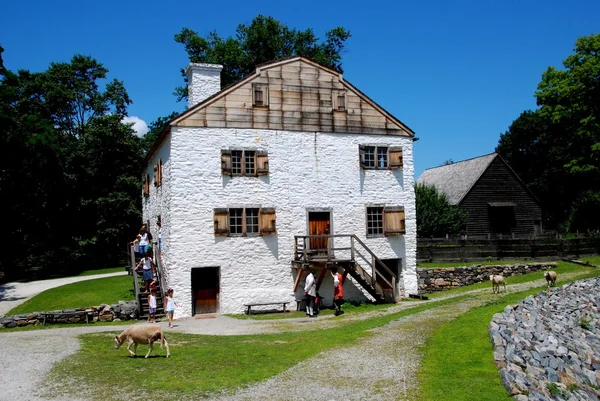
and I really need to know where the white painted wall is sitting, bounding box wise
[146,127,416,317]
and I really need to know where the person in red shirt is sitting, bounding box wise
[330,267,344,316]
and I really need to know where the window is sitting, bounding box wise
[359,145,403,170]
[214,207,276,236]
[143,174,150,197]
[366,206,406,236]
[222,150,269,177]
[153,159,163,187]
[253,83,269,107]
[333,90,347,112]
[367,207,384,235]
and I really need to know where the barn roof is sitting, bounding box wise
[416,153,498,205]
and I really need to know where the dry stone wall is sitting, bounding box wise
[0,300,138,328]
[417,263,557,293]
[490,277,600,400]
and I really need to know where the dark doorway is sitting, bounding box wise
[191,267,220,314]
[488,206,516,234]
[378,258,402,299]
[308,211,331,254]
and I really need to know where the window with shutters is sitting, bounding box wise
[214,207,276,236]
[366,206,405,236]
[253,83,269,107]
[143,174,150,198]
[332,90,347,112]
[221,150,269,177]
[359,145,403,170]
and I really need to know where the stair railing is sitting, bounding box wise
[350,235,397,300]
[153,241,168,308]
[128,244,142,316]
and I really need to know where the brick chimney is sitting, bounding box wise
[185,63,223,108]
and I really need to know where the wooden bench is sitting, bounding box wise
[244,302,290,315]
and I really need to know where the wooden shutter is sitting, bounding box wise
[256,151,269,176]
[157,159,162,186]
[259,208,276,235]
[384,207,405,236]
[388,147,403,169]
[359,145,366,168]
[153,165,158,187]
[143,174,150,197]
[253,84,269,107]
[214,208,229,236]
[221,150,232,176]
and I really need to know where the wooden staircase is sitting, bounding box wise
[127,243,168,320]
[293,234,398,303]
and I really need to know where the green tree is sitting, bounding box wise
[174,15,351,101]
[496,33,600,231]
[415,183,468,238]
[140,111,179,156]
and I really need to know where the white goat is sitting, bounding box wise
[544,270,557,287]
[490,274,506,294]
[114,324,170,358]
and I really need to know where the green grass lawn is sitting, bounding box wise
[7,275,135,315]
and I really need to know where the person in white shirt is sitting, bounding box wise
[304,269,317,318]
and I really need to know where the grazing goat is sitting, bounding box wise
[490,274,506,294]
[544,270,557,287]
[114,324,170,358]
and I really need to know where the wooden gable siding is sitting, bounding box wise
[459,157,542,236]
[177,60,409,136]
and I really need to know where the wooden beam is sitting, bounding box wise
[293,269,304,292]
[315,266,328,291]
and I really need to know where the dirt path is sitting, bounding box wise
[0,271,129,316]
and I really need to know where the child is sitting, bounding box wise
[148,289,157,323]
[132,234,141,260]
[165,288,179,328]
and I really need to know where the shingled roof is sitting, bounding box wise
[416,153,498,205]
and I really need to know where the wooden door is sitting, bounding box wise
[308,212,330,255]
[192,267,219,314]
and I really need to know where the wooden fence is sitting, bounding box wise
[417,237,600,262]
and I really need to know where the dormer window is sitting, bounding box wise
[333,90,346,112]
[253,83,269,107]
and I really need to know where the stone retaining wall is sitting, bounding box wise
[417,263,557,293]
[0,300,138,328]
[489,277,600,400]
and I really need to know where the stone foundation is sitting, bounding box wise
[417,263,557,294]
[0,300,138,328]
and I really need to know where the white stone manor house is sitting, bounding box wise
[142,57,418,317]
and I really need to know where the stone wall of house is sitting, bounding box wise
[417,263,557,293]
[0,300,138,329]
[489,277,600,400]
[143,126,417,317]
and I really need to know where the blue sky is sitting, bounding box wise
[1,0,598,178]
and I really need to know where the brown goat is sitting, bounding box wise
[544,270,557,287]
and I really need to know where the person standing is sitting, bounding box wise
[331,267,344,316]
[165,288,179,328]
[304,269,317,318]
[148,289,157,323]
[138,226,149,256]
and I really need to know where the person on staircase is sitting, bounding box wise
[304,269,317,318]
[136,251,155,294]
[330,267,344,316]
[138,226,150,257]
[148,289,157,323]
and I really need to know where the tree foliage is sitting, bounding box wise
[174,15,351,101]
[140,111,179,155]
[496,34,600,231]
[415,183,468,238]
[0,47,142,280]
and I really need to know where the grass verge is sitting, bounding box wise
[418,269,600,401]
[7,275,134,315]
[78,267,126,276]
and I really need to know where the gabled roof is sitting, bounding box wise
[144,57,414,165]
[417,153,497,205]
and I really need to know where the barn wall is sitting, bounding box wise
[460,157,542,236]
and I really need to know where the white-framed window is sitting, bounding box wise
[214,207,276,236]
[222,150,269,177]
[359,145,404,170]
[366,206,406,236]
